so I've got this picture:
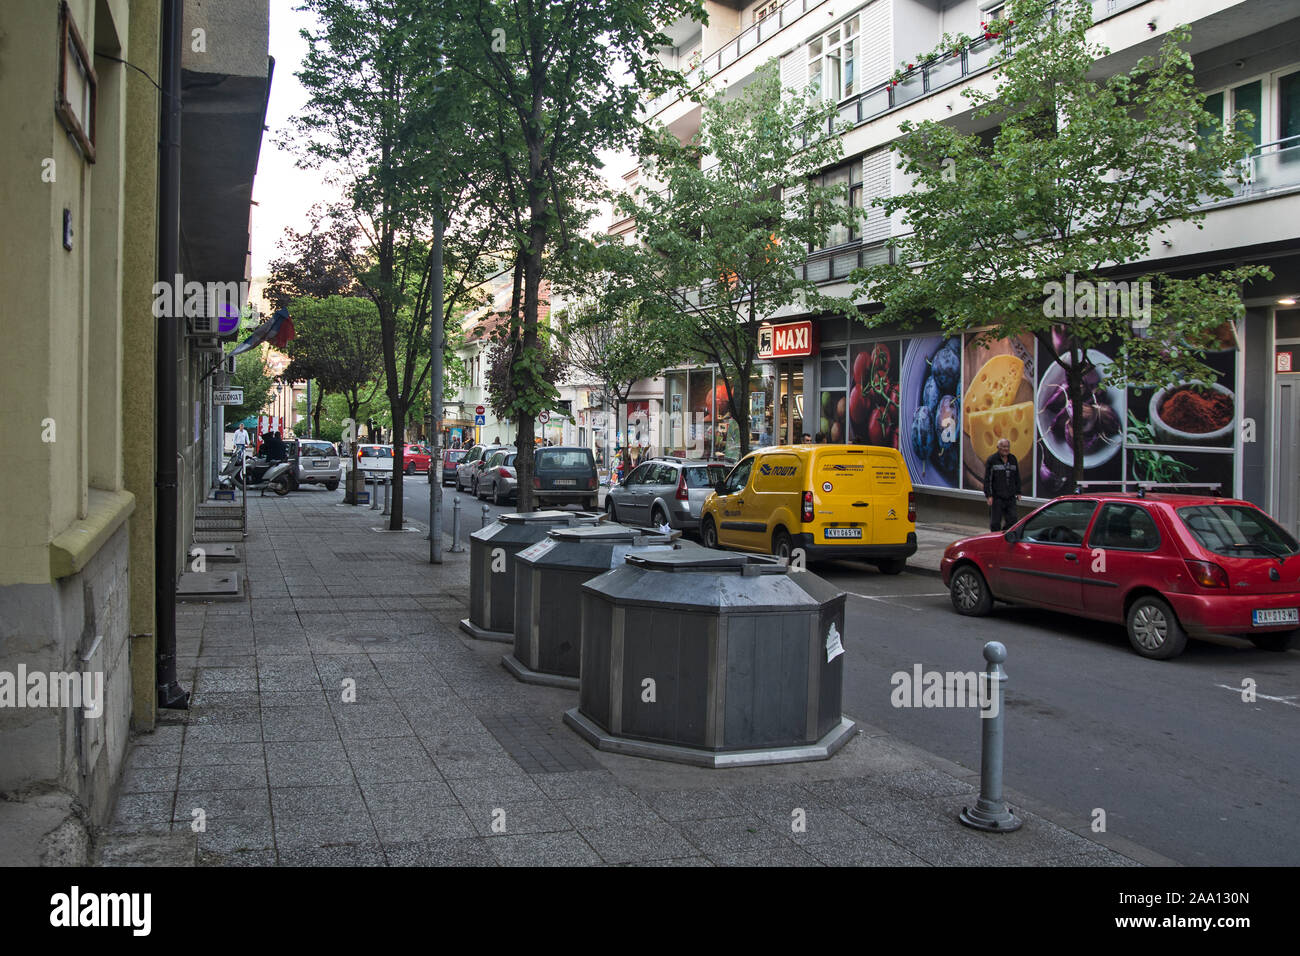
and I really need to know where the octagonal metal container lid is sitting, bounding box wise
[499,510,599,526]
[548,524,672,545]
[622,549,787,575]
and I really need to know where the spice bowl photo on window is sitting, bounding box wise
[1149,381,1236,444]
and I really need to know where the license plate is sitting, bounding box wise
[824,528,862,540]
[1252,607,1299,627]
[554,479,576,487]
[313,459,328,466]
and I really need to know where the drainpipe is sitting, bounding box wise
[155,0,188,710]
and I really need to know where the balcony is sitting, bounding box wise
[1226,136,1300,202]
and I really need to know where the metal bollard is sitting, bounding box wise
[450,496,464,552]
[959,641,1022,832]
[369,475,378,510]
[382,477,391,515]
[481,502,491,530]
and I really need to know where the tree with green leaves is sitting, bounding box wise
[617,60,861,458]
[225,348,276,426]
[854,0,1271,482]
[281,295,385,434]
[439,0,703,509]
[294,0,509,528]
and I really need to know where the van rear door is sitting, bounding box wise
[811,448,876,544]
[863,449,911,546]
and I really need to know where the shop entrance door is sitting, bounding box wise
[1274,375,1300,537]
[776,364,804,445]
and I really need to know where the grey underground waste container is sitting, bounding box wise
[460,510,602,642]
[563,549,856,768]
[504,525,688,689]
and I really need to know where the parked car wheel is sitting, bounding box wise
[650,505,669,529]
[949,565,992,616]
[325,480,339,492]
[586,497,598,511]
[876,558,907,575]
[1126,595,1187,660]
[606,500,619,522]
[1249,631,1294,652]
[493,483,503,506]
[701,517,719,550]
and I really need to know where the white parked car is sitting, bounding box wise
[354,444,395,476]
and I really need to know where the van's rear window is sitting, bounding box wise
[536,450,593,469]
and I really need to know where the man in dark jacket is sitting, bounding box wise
[262,430,287,463]
[983,438,1021,531]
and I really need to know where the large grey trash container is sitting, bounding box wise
[504,525,686,688]
[563,549,856,767]
[460,510,601,642]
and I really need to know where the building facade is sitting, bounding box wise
[0,0,269,862]
[630,0,1299,529]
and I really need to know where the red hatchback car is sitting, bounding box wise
[399,443,432,475]
[941,493,1300,659]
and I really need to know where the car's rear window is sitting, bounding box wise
[361,447,392,458]
[446,450,466,461]
[683,465,726,487]
[301,442,334,456]
[1178,505,1299,558]
[536,449,593,469]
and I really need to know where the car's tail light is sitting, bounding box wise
[532,477,540,489]
[802,490,814,523]
[676,473,689,501]
[588,476,598,490]
[498,468,511,478]
[907,491,916,524]
[1185,559,1229,588]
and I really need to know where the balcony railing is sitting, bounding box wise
[1227,135,1300,200]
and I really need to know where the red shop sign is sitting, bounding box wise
[757,321,818,359]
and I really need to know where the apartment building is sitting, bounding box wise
[628,0,1300,530]
[0,0,269,862]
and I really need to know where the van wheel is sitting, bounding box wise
[877,558,906,575]
[772,528,792,561]
[1126,595,1187,660]
[949,565,992,616]
[701,517,719,550]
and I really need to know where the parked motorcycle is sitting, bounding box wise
[219,452,294,496]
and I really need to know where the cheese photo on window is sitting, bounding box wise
[962,335,1036,493]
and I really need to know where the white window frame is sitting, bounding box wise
[1201,61,1300,152]
[807,9,863,103]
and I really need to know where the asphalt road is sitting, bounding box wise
[397,472,1300,867]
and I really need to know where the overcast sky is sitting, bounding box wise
[249,3,633,281]
[249,2,331,279]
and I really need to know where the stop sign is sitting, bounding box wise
[475,404,486,416]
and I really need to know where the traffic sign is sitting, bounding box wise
[474,414,486,426]
[475,404,486,416]
[538,410,550,424]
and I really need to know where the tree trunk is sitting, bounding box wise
[312,386,324,437]
[1067,351,1085,487]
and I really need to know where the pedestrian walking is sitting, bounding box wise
[983,438,1022,531]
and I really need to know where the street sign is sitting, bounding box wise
[474,414,486,426]
[475,404,486,416]
[538,410,550,424]
[213,388,244,405]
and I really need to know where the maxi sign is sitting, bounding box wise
[757,321,817,359]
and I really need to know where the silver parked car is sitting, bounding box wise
[604,457,729,532]
[287,439,341,491]
[456,444,512,495]
[475,450,518,505]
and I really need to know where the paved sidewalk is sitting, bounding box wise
[98,491,1164,867]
